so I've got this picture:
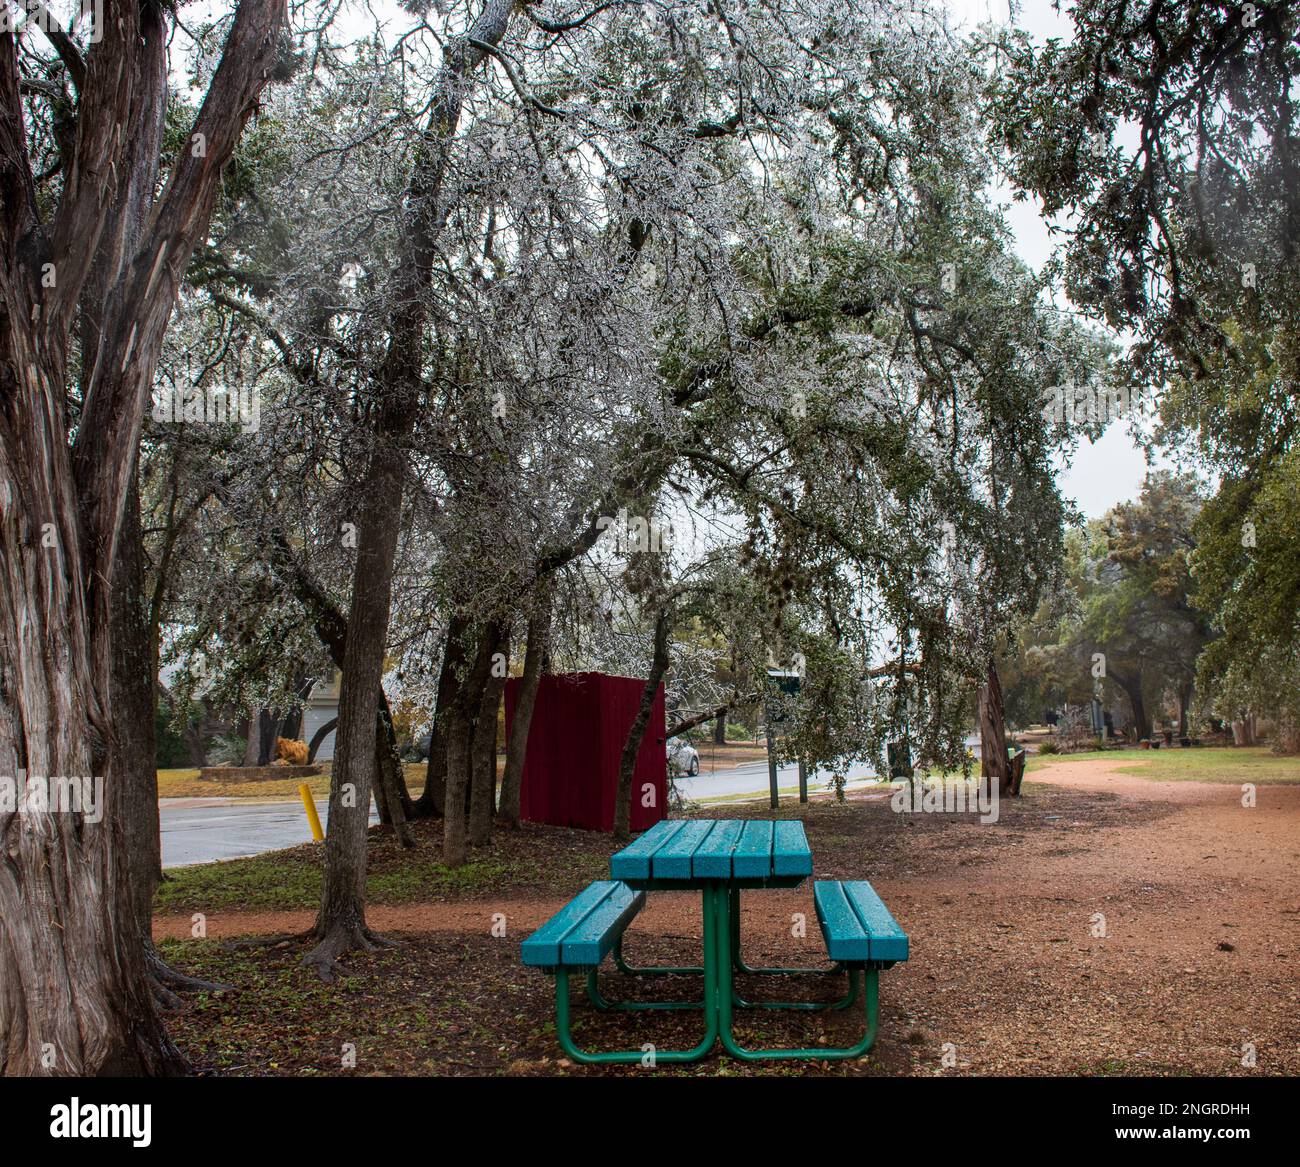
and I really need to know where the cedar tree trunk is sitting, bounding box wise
[978,660,1010,799]
[499,581,552,827]
[0,0,285,1072]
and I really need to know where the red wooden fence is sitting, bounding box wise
[504,671,667,833]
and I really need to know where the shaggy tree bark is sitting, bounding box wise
[499,582,552,827]
[0,0,285,1073]
[417,612,470,818]
[978,660,1011,799]
[469,624,508,846]
[443,628,498,866]
[614,607,672,841]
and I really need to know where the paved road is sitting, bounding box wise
[161,798,378,868]
[675,757,882,801]
[160,758,889,868]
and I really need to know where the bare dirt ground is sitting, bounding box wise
[154,756,1300,1076]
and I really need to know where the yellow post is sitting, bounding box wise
[299,782,324,842]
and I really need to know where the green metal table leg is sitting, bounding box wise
[731,968,860,1012]
[552,886,721,1064]
[608,888,842,987]
[612,933,703,978]
[585,967,703,1011]
[727,885,852,1008]
[729,885,844,976]
[715,887,879,1061]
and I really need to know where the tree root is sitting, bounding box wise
[301,919,402,983]
[220,929,316,950]
[145,939,233,1010]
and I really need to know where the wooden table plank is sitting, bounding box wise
[609,819,684,881]
[652,820,716,878]
[560,884,645,965]
[813,881,870,962]
[732,820,775,879]
[692,820,743,878]
[844,880,910,962]
[520,881,619,966]
[773,820,813,876]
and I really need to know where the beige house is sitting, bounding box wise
[302,669,342,761]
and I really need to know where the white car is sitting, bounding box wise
[666,736,700,777]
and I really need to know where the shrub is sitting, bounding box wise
[276,737,309,765]
[1037,738,1061,755]
[154,705,192,768]
[207,733,246,767]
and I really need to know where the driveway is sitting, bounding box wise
[675,757,882,801]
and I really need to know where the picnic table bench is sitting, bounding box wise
[521,818,909,1064]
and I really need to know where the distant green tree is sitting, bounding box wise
[1099,473,1214,736]
[1006,474,1212,740]
[998,606,1084,732]
[1191,451,1300,748]
[995,0,1299,746]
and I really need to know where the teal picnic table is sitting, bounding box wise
[521,818,909,1065]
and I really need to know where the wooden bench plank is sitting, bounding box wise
[651,819,715,879]
[692,820,744,878]
[773,820,812,876]
[813,880,871,962]
[521,881,620,966]
[732,821,774,878]
[610,819,684,881]
[843,880,909,963]
[560,883,646,966]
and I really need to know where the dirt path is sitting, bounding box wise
[155,756,1300,1075]
[883,758,1300,1073]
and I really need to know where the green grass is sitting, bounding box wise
[155,848,509,913]
[156,764,426,801]
[697,781,829,804]
[1027,745,1300,784]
